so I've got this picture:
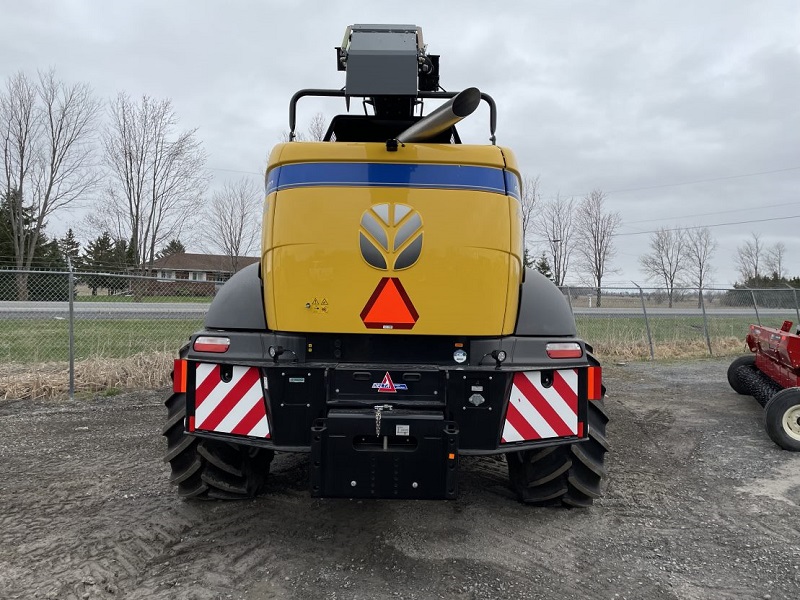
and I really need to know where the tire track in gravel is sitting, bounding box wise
[1,362,799,599]
[0,398,192,599]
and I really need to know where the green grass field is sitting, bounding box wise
[0,319,204,362]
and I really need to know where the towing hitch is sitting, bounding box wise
[310,408,459,499]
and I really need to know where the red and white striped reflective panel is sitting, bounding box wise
[194,363,271,438]
[501,370,578,443]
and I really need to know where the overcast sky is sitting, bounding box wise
[2,0,798,287]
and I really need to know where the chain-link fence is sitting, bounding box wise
[1,269,209,400]
[2,268,799,399]
[560,285,800,361]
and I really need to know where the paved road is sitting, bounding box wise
[0,301,210,320]
[0,300,788,321]
[573,306,787,317]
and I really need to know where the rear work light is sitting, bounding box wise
[546,342,583,359]
[193,336,230,353]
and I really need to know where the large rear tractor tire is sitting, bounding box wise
[764,388,800,451]
[163,391,274,499]
[507,399,609,507]
[727,354,756,395]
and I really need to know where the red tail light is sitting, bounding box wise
[546,342,583,359]
[193,336,230,353]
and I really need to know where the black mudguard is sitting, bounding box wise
[204,263,268,331]
[514,269,576,336]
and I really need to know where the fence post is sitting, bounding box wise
[794,288,800,329]
[67,257,75,401]
[785,283,800,327]
[749,288,761,325]
[699,287,712,356]
[632,282,654,360]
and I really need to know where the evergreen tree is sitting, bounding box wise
[115,238,135,270]
[534,252,554,281]
[1,191,69,299]
[19,234,68,300]
[32,236,66,269]
[0,189,32,268]
[723,273,800,309]
[0,198,14,268]
[157,238,186,259]
[83,232,116,270]
[58,229,81,268]
[82,232,127,295]
[523,247,535,269]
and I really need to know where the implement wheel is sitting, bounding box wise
[727,354,756,395]
[507,399,609,508]
[764,388,800,452]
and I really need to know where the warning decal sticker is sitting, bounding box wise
[194,364,271,439]
[501,369,579,443]
[360,277,419,330]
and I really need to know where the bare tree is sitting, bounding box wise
[205,178,262,273]
[574,189,621,307]
[1,70,100,298]
[282,112,328,142]
[98,93,208,272]
[519,175,540,267]
[307,112,327,141]
[639,227,688,308]
[536,193,576,286]
[765,241,786,278]
[735,232,764,283]
[685,227,717,307]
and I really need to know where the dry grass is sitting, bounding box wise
[593,335,748,361]
[0,351,175,401]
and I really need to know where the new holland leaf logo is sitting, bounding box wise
[359,203,423,271]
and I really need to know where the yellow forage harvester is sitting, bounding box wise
[164,24,608,505]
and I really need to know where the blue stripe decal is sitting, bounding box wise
[505,171,521,201]
[266,163,519,199]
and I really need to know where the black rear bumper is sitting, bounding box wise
[180,329,598,455]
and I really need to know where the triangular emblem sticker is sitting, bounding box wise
[379,372,396,393]
[360,277,419,329]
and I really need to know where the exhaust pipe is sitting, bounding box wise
[394,87,482,144]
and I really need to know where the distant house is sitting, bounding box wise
[142,253,260,296]
[150,253,259,283]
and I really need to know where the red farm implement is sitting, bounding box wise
[727,320,800,451]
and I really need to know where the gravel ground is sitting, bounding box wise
[0,358,798,600]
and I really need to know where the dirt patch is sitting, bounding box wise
[1,358,798,599]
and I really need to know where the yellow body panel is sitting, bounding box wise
[268,141,514,169]
[262,143,523,336]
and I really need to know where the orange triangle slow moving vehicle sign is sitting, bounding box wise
[360,277,419,329]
